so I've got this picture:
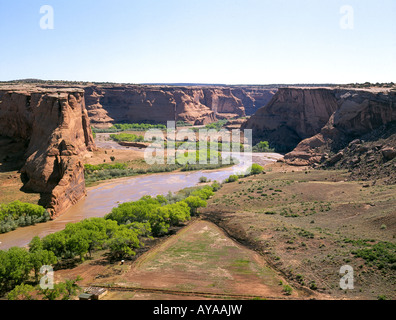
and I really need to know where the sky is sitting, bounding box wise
[0,0,395,84]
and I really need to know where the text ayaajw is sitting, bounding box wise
[153,304,243,317]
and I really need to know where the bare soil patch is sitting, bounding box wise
[201,165,396,300]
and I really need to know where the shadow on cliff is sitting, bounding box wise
[0,136,28,173]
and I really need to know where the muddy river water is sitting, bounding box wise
[0,152,283,250]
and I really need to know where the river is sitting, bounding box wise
[0,152,283,250]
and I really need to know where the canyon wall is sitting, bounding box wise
[0,86,96,217]
[84,85,276,128]
[284,88,396,166]
[242,88,340,152]
[0,82,276,218]
[243,86,396,168]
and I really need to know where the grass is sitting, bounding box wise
[110,133,145,143]
[84,158,235,186]
[102,220,291,298]
[353,242,396,270]
[0,171,40,205]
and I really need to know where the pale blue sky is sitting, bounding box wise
[0,0,395,84]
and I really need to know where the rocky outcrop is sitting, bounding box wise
[242,88,340,152]
[315,123,396,184]
[84,85,276,128]
[284,89,396,166]
[0,86,96,217]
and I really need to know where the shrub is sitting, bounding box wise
[298,229,315,239]
[309,281,318,290]
[110,133,145,143]
[252,141,274,152]
[249,163,264,175]
[112,123,166,131]
[353,242,396,269]
[183,196,207,215]
[211,181,222,192]
[0,201,50,233]
[225,175,239,183]
[282,284,293,295]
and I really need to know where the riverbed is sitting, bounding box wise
[0,152,283,250]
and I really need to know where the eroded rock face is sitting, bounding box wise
[84,85,276,128]
[0,87,96,217]
[242,87,396,162]
[283,89,396,166]
[242,88,340,152]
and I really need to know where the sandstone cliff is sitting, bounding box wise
[233,87,278,116]
[0,86,96,217]
[283,88,396,166]
[242,88,340,152]
[84,85,276,128]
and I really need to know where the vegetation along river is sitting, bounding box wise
[0,152,283,250]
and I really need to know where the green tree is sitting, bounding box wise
[253,141,272,152]
[190,186,214,200]
[42,232,67,258]
[29,250,58,282]
[65,232,90,261]
[38,283,66,300]
[249,163,264,175]
[225,175,239,183]
[63,276,83,300]
[183,196,207,215]
[107,227,140,260]
[28,236,43,253]
[7,284,36,300]
[0,247,32,292]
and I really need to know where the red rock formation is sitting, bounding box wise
[0,86,96,217]
[243,86,396,166]
[281,88,396,166]
[242,88,339,152]
[232,87,277,116]
[84,85,276,128]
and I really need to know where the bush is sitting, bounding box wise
[204,120,228,130]
[183,196,207,215]
[309,281,318,290]
[211,181,222,192]
[252,141,274,152]
[353,242,396,269]
[225,175,239,183]
[190,185,214,200]
[0,201,50,234]
[199,176,208,183]
[110,133,145,143]
[249,163,264,175]
[282,284,293,295]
